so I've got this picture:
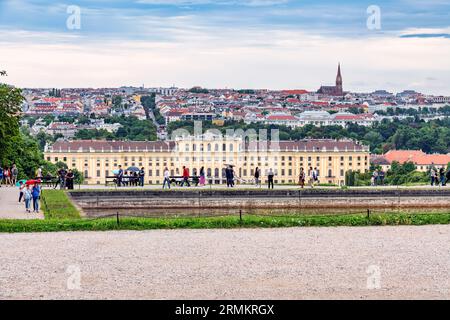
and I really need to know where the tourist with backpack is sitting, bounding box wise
[32,184,41,213]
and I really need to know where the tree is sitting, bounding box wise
[141,94,156,120]
[0,73,23,166]
[0,71,55,178]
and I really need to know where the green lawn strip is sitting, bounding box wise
[0,213,449,233]
[41,190,81,219]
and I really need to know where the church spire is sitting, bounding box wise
[336,63,343,96]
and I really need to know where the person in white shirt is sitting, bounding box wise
[309,167,315,188]
[163,167,171,189]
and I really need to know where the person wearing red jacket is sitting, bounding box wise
[181,166,190,187]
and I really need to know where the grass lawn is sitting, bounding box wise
[0,189,450,233]
[0,212,450,233]
[41,189,80,219]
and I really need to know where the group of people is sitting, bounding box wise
[371,169,386,186]
[178,166,207,188]
[430,167,450,186]
[297,167,319,189]
[115,166,146,187]
[54,167,76,190]
[0,164,19,187]
[113,164,324,190]
[17,181,41,213]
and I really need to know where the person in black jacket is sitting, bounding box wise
[139,167,145,187]
[445,169,450,186]
[117,165,123,187]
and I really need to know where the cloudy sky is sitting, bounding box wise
[1,0,450,94]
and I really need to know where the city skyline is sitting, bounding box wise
[1,0,450,94]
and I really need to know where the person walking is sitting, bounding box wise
[4,167,10,186]
[379,170,385,186]
[65,169,74,190]
[298,167,305,189]
[199,166,206,186]
[163,167,171,189]
[371,169,379,187]
[139,167,145,187]
[254,167,260,187]
[267,168,274,189]
[32,183,41,213]
[11,164,18,186]
[308,167,315,188]
[445,169,450,186]
[230,166,235,187]
[36,166,43,180]
[313,167,319,186]
[430,169,437,186]
[439,168,446,186]
[57,167,67,190]
[24,185,32,213]
[0,166,3,188]
[117,165,123,187]
[225,166,233,188]
[18,181,25,203]
[181,166,190,187]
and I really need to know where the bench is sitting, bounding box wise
[169,176,200,187]
[106,175,142,187]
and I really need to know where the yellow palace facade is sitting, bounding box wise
[44,134,370,186]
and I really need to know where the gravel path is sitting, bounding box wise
[0,187,44,219]
[0,225,449,300]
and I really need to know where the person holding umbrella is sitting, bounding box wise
[31,183,41,213]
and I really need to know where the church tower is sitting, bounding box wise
[335,63,343,96]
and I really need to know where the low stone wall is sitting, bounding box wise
[69,189,450,211]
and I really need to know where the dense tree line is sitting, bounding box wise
[141,94,165,125]
[74,115,157,141]
[168,117,450,154]
[0,74,50,178]
[346,161,432,186]
[375,105,450,116]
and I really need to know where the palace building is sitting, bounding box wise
[44,134,369,186]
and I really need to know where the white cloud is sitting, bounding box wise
[2,24,450,95]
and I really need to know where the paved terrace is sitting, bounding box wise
[0,225,449,299]
[0,187,44,220]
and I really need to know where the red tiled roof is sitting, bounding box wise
[382,150,450,166]
[384,150,425,163]
[414,154,450,166]
[49,140,176,153]
[282,90,309,95]
[48,139,368,153]
[267,115,298,121]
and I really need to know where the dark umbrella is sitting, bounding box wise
[127,166,140,172]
